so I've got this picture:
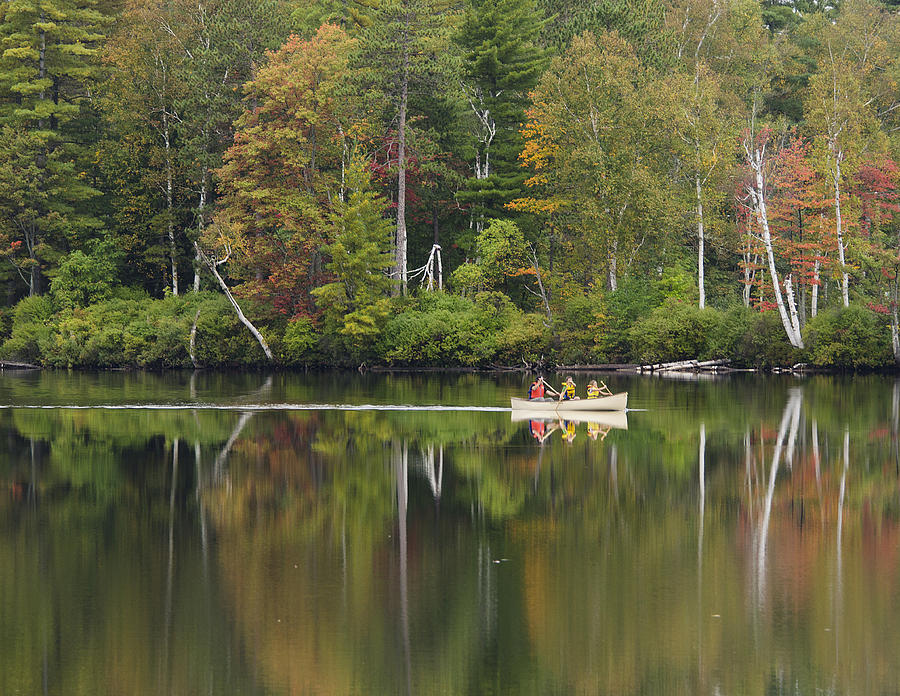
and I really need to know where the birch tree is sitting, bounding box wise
[805,54,877,308]
[741,125,804,349]
[103,0,187,295]
[512,31,670,291]
[654,64,736,309]
[160,0,286,292]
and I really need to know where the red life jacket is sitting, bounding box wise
[529,381,545,399]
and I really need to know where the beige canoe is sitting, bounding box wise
[510,392,628,412]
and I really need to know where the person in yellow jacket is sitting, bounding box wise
[559,377,578,401]
[586,379,613,399]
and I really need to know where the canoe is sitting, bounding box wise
[510,392,627,412]
[511,408,628,430]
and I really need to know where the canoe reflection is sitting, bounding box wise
[513,409,628,443]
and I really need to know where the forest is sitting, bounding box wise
[3,0,900,369]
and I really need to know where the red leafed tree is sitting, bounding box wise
[854,159,900,239]
[767,135,831,321]
[852,158,900,362]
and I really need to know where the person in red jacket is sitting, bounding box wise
[529,376,557,400]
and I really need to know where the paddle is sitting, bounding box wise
[540,378,560,397]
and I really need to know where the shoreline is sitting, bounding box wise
[2,362,897,376]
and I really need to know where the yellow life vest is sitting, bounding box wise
[587,385,600,399]
[562,382,575,399]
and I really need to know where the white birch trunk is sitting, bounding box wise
[811,258,820,318]
[891,291,900,364]
[395,27,409,295]
[784,275,803,344]
[743,248,752,308]
[747,142,804,349]
[833,153,850,307]
[696,176,705,309]
[608,238,618,292]
[194,171,207,293]
[164,113,178,296]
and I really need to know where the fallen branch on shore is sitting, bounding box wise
[0,360,40,370]
[638,358,730,373]
[553,364,638,372]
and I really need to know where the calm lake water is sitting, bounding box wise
[2,370,899,695]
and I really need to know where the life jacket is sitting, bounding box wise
[587,385,600,399]
[530,420,545,439]
[529,381,545,399]
[561,382,575,400]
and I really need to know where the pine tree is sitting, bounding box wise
[313,156,394,356]
[0,0,110,296]
[539,0,672,66]
[0,0,108,128]
[291,0,380,35]
[455,0,547,232]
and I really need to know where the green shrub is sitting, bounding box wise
[1,296,56,363]
[803,306,891,369]
[378,292,491,365]
[1,291,275,368]
[717,307,799,368]
[51,250,115,309]
[492,313,551,364]
[628,300,723,364]
[282,316,318,364]
[449,262,484,296]
[552,290,604,363]
[192,296,268,366]
[13,295,53,325]
[474,291,519,331]
[597,278,660,362]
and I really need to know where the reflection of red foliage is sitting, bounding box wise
[862,502,899,587]
[868,427,889,440]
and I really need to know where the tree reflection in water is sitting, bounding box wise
[1,373,900,694]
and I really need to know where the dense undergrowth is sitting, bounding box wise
[0,285,894,370]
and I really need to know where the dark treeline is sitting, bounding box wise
[3,0,900,369]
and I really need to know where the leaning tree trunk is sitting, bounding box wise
[746,141,803,348]
[194,243,274,362]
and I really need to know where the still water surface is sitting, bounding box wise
[1,371,899,695]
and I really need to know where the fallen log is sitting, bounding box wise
[0,360,40,370]
[640,358,730,373]
[554,364,638,372]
